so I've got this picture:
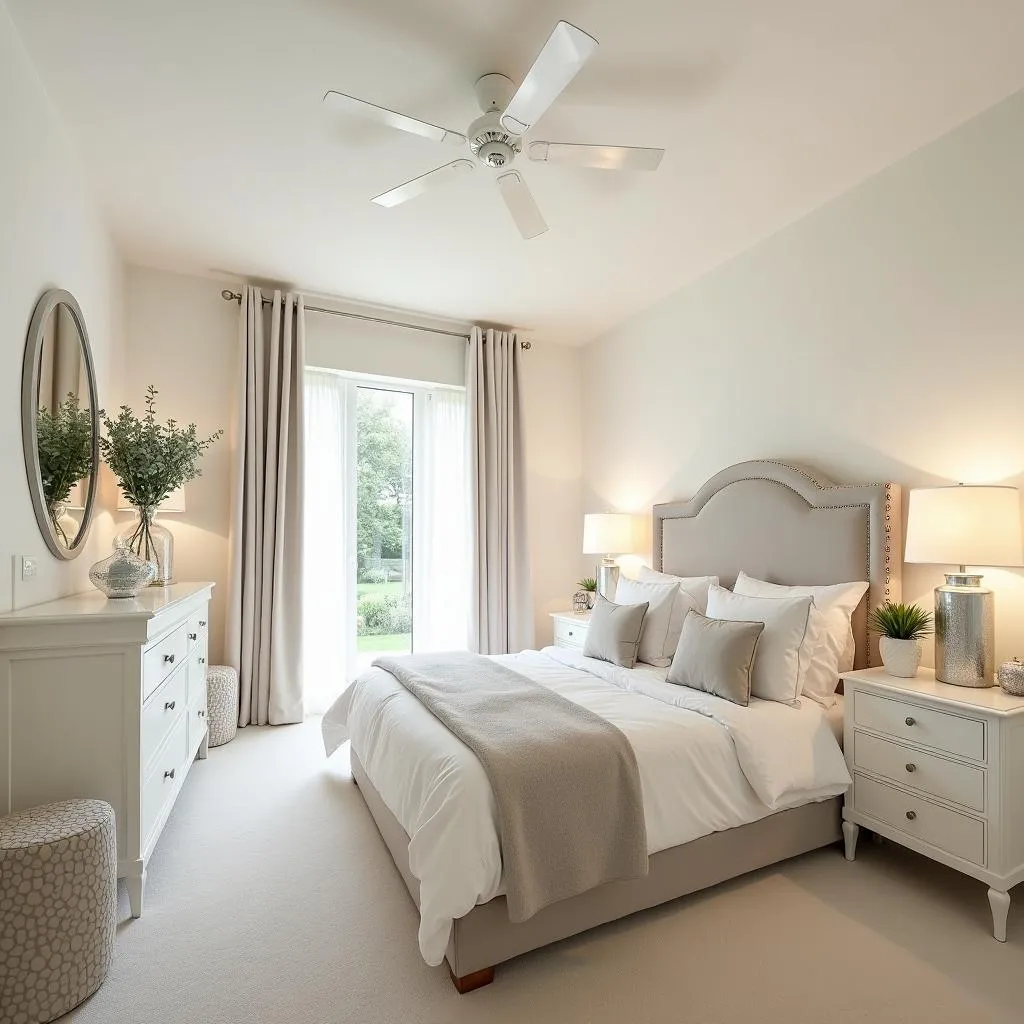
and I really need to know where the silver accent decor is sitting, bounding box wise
[88,548,156,599]
[934,572,994,687]
[997,658,1024,696]
[597,559,619,601]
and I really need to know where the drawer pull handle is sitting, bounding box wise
[905,810,917,821]
[188,632,197,640]
[198,709,206,718]
[164,700,176,711]
[164,768,176,781]
[164,654,175,664]
[567,631,574,637]
[905,763,916,773]
[198,657,206,665]
[905,716,915,726]
[199,620,207,627]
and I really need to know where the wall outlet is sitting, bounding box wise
[19,556,37,581]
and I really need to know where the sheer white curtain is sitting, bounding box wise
[413,389,470,651]
[303,370,353,713]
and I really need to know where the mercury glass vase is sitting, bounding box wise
[89,547,155,598]
[116,506,174,586]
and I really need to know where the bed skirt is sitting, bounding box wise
[350,750,843,982]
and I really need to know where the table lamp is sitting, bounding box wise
[583,513,637,600]
[904,485,1023,687]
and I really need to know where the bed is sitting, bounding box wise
[323,459,902,991]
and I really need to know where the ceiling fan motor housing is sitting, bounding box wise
[467,112,521,168]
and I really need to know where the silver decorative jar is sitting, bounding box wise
[997,658,1024,697]
[89,548,155,598]
[934,573,995,687]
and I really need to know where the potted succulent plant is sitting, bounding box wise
[870,601,933,678]
[577,577,599,609]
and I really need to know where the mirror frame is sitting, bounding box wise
[21,288,101,560]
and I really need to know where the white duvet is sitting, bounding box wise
[322,647,851,965]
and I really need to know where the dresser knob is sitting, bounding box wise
[905,810,917,821]
[905,763,916,773]
[164,654,175,664]
[199,620,207,627]
[905,716,915,726]
[198,709,206,718]
[199,657,206,665]
[567,631,574,637]
[164,700,176,711]
[188,632,197,640]
[164,768,176,780]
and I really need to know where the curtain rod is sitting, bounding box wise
[220,290,531,349]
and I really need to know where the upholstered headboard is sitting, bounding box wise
[653,460,901,668]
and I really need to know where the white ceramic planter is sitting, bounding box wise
[879,636,923,678]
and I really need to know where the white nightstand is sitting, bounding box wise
[841,666,1024,941]
[550,610,590,651]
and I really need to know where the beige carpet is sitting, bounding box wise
[66,719,1023,1024]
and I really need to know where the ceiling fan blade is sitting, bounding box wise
[324,91,466,146]
[496,171,548,239]
[500,22,598,136]
[528,141,664,171]
[372,160,474,208]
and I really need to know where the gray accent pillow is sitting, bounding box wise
[666,610,765,707]
[583,594,649,669]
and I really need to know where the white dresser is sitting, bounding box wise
[842,667,1024,940]
[550,610,591,650]
[0,582,214,917]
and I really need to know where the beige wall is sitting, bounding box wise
[583,90,1024,668]
[0,7,124,612]
[122,266,582,656]
[123,266,237,661]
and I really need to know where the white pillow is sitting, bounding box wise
[733,572,869,704]
[636,567,719,614]
[614,577,693,667]
[705,585,814,706]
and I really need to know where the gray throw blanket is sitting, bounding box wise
[375,652,648,922]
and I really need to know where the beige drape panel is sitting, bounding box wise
[467,327,533,654]
[226,287,306,725]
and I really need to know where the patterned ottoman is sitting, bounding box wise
[0,800,116,1024]
[207,665,239,747]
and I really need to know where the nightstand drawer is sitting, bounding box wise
[854,691,985,761]
[854,731,986,813]
[854,774,985,867]
[553,618,587,648]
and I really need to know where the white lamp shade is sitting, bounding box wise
[905,485,1023,567]
[117,485,186,514]
[583,513,638,555]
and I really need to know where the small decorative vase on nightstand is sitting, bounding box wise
[997,658,1024,696]
[878,637,922,678]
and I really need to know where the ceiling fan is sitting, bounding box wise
[324,21,666,240]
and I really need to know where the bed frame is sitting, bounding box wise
[351,460,902,992]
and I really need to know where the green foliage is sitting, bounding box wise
[356,397,411,573]
[870,601,933,640]
[360,568,389,585]
[357,593,413,636]
[577,577,598,592]
[100,385,223,510]
[36,392,93,506]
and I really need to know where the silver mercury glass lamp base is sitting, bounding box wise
[934,569,995,687]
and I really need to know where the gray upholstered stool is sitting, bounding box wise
[206,665,239,747]
[0,799,116,1024]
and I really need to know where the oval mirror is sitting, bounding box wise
[21,289,100,560]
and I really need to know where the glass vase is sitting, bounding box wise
[48,499,79,551]
[116,506,174,586]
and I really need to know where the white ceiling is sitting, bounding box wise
[9,0,1024,345]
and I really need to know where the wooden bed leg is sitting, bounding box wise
[448,963,495,994]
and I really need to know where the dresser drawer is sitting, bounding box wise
[854,731,986,813]
[143,624,189,701]
[854,774,985,866]
[141,666,187,771]
[854,690,985,761]
[142,716,188,848]
[186,609,209,648]
[553,618,587,648]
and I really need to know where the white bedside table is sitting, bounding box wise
[549,610,591,651]
[841,666,1024,941]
